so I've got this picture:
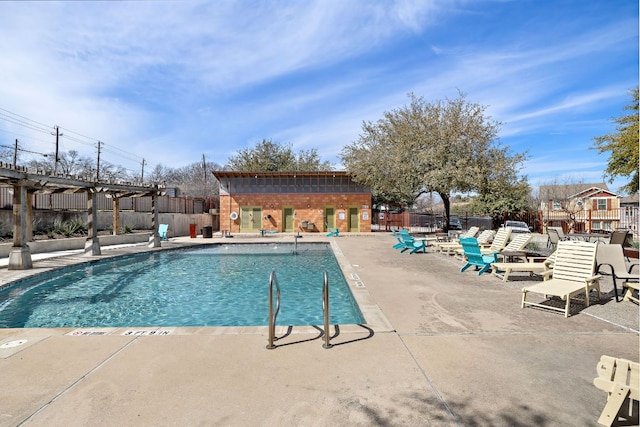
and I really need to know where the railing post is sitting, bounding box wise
[322,271,333,349]
[267,270,280,350]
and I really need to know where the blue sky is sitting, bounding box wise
[0,0,637,194]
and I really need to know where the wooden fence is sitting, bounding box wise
[0,187,216,214]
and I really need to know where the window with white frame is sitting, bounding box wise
[596,199,607,211]
[552,200,562,210]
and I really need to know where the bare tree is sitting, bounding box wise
[537,178,591,233]
[169,161,221,198]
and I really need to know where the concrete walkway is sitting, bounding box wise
[0,233,638,426]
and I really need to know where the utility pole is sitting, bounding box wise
[51,126,62,174]
[96,141,102,181]
[141,158,146,184]
[202,154,207,183]
[13,139,18,168]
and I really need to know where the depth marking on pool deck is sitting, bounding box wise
[67,330,110,336]
[66,329,172,336]
[122,330,171,336]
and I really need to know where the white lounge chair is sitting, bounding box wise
[440,229,493,256]
[480,226,512,254]
[495,233,533,262]
[491,251,556,282]
[521,240,601,317]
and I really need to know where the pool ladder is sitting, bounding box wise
[266,270,332,349]
[321,271,332,349]
[266,270,281,349]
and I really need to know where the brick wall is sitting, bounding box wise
[219,193,371,233]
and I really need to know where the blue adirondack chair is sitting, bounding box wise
[158,224,169,240]
[399,229,427,254]
[326,228,340,237]
[391,227,405,249]
[459,237,497,275]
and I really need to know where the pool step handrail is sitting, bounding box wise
[266,270,281,349]
[322,271,332,349]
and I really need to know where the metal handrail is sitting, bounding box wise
[266,270,281,349]
[293,234,300,254]
[322,271,332,349]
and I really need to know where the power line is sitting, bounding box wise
[100,142,144,162]
[0,114,52,135]
[0,106,167,179]
[0,128,54,146]
[61,134,96,148]
[101,146,143,164]
[0,107,53,130]
[58,126,100,143]
[0,143,49,157]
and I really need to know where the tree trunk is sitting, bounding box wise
[439,191,450,232]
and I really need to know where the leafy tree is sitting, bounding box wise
[226,139,333,171]
[339,118,424,207]
[592,87,639,195]
[470,145,531,221]
[342,92,527,230]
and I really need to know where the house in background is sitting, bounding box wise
[619,193,640,237]
[213,171,372,234]
[538,183,635,234]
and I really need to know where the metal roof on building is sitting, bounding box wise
[212,171,351,178]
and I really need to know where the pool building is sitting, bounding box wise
[213,171,372,235]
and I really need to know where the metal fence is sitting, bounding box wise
[542,206,639,237]
[372,208,639,238]
[372,211,493,233]
[0,187,217,214]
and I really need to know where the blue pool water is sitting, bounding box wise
[0,243,365,328]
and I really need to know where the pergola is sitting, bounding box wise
[0,163,165,270]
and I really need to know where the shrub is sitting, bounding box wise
[49,218,88,237]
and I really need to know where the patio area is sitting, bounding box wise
[0,232,638,426]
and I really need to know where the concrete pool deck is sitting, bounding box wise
[0,232,638,426]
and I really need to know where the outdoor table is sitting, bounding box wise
[500,249,550,263]
[436,233,449,242]
[567,233,608,243]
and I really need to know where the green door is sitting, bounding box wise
[324,207,335,230]
[283,207,294,232]
[240,207,262,232]
[348,207,359,232]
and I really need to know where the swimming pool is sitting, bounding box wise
[0,243,365,328]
